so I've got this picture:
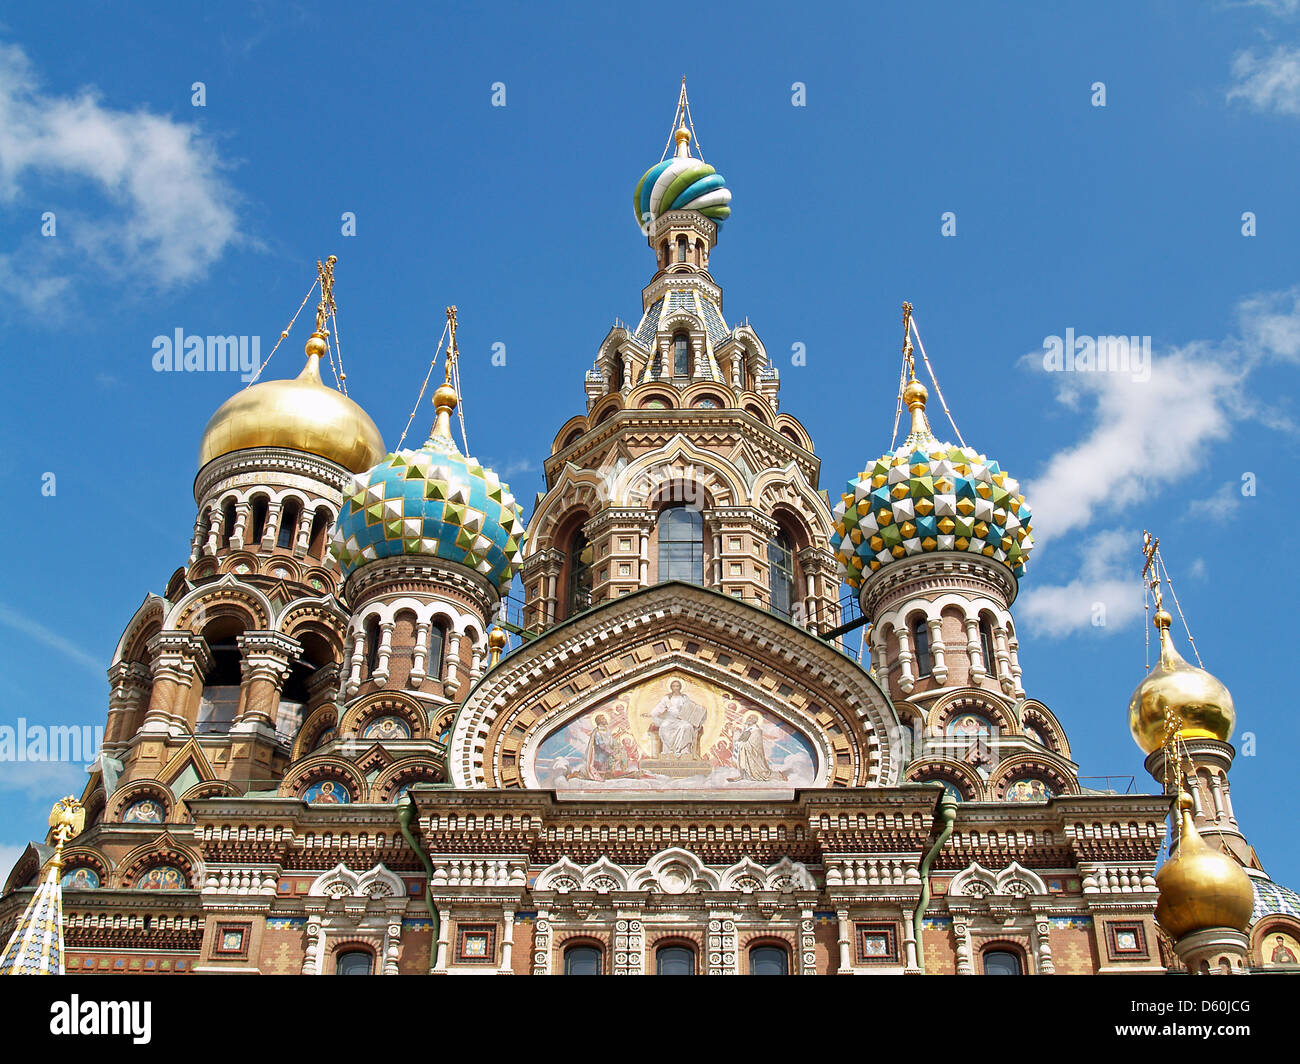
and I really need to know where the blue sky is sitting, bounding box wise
[1,1,1298,887]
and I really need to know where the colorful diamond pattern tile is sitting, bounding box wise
[331,441,526,592]
[831,440,1033,588]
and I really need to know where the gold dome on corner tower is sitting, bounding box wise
[1155,793,1254,939]
[1128,607,1235,755]
[197,334,385,473]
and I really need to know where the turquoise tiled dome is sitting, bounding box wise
[831,384,1033,589]
[331,429,526,592]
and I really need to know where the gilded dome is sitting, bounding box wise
[198,335,385,473]
[1155,794,1254,939]
[1128,609,1235,754]
[330,385,526,592]
[831,380,1033,587]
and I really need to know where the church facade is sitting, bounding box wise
[4,97,1298,977]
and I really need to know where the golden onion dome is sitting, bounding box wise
[197,334,385,474]
[1128,608,1235,754]
[1155,793,1254,939]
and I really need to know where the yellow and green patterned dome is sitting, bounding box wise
[831,379,1034,588]
[330,382,526,592]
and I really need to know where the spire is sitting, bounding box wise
[1,797,84,976]
[301,254,338,381]
[428,305,461,450]
[899,302,935,445]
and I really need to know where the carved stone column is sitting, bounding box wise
[140,632,212,734]
[105,660,153,744]
[235,631,301,729]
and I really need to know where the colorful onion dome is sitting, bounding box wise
[1155,793,1254,939]
[1128,607,1235,754]
[831,379,1034,589]
[198,333,385,473]
[632,123,731,229]
[330,382,526,591]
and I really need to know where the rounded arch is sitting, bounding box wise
[905,758,984,801]
[552,413,592,454]
[111,594,166,668]
[679,380,735,410]
[738,391,774,426]
[279,755,368,803]
[1019,700,1071,758]
[57,847,110,890]
[928,691,1019,737]
[116,840,201,891]
[167,574,273,632]
[774,413,812,450]
[988,753,1079,801]
[341,691,430,741]
[109,780,173,825]
[292,702,340,761]
[370,757,445,802]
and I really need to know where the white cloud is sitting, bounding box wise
[1187,480,1245,523]
[1238,284,1300,362]
[0,759,89,798]
[1018,528,1146,637]
[1024,346,1239,547]
[0,42,239,312]
[0,602,105,677]
[1227,44,1300,115]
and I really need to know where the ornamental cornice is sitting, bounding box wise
[859,552,1019,619]
[194,445,351,503]
[343,555,498,615]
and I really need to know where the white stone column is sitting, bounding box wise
[345,628,365,697]
[231,502,251,549]
[433,908,451,973]
[902,907,920,972]
[954,918,973,975]
[500,909,515,974]
[294,506,315,556]
[964,617,985,682]
[1034,914,1055,974]
[443,631,463,697]
[836,909,852,973]
[896,627,916,694]
[261,501,283,550]
[927,617,948,684]
[410,620,431,685]
[372,621,395,688]
[992,624,1015,695]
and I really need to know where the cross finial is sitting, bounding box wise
[314,255,338,334]
[445,305,459,385]
[1141,529,1163,610]
[901,301,915,380]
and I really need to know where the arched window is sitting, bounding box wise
[979,617,996,675]
[250,496,269,544]
[659,240,669,264]
[612,357,624,391]
[198,632,242,736]
[336,950,373,976]
[657,505,703,584]
[308,506,331,558]
[749,945,789,975]
[365,616,381,673]
[768,530,796,619]
[656,944,695,975]
[564,945,602,975]
[983,949,1022,975]
[911,617,931,677]
[428,621,446,680]
[277,498,301,549]
[676,235,687,262]
[222,501,236,547]
[567,529,594,616]
[673,333,690,377]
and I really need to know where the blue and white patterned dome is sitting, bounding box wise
[330,386,526,591]
[633,124,731,229]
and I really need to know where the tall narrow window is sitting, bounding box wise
[336,950,373,976]
[567,529,594,616]
[308,506,331,557]
[657,505,703,584]
[749,945,789,975]
[250,496,269,544]
[979,618,996,675]
[564,945,602,975]
[911,617,931,677]
[365,616,381,673]
[768,530,796,619]
[676,235,687,262]
[277,499,300,549]
[428,622,446,680]
[656,945,695,975]
[673,333,690,377]
[222,501,236,547]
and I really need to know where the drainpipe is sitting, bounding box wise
[397,794,439,973]
[912,791,958,974]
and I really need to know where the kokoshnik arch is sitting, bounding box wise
[3,86,1297,978]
